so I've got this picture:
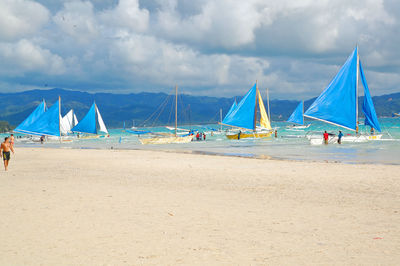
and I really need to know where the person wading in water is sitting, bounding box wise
[323,131,329,145]
[338,130,343,144]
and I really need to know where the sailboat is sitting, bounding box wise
[286,101,310,129]
[220,82,273,139]
[14,97,65,141]
[60,109,79,135]
[304,47,382,144]
[14,100,47,134]
[71,102,109,138]
[138,85,194,144]
[123,121,151,135]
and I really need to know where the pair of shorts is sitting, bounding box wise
[3,151,10,161]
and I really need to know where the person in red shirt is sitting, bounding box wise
[323,131,329,144]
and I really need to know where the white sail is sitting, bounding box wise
[60,109,74,134]
[60,114,68,134]
[96,105,108,134]
[73,113,79,126]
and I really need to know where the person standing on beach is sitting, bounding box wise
[1,137,15,171]
[338,130,343,144]
[9,134,14,147]
[323,131,329,144]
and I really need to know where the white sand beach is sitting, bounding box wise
[0,147,399,265]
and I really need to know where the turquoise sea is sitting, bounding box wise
[8,118,400,165]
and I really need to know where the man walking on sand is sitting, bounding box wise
[1,137,15,171]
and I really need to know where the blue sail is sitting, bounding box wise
[221,84,257,130]
[223,100,237,122]
[14,100,47,133]
[304,48,358,130]
[287,101,304,125]
[359,60,381,132]
[71,103,97,134]
[26,100,61,136]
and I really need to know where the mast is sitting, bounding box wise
[175,85,178,137]
[58,96,61,140]
[188,104,191,130]
[94,101,98,135]
[71,109,74,127]
[220,108,222,131]
[266,87,271,122]
[356,46,359,133]
[253,80,258,132]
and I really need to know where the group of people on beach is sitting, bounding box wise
[0,134,15,171]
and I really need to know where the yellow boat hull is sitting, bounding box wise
[226,132,272,140]
[366,134,382,140]
[79,135,100,139]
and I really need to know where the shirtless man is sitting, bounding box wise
[1,137,15,171]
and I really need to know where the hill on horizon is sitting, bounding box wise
[1,88,399,128]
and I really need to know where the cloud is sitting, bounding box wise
[53,1,99,44]
[0,0,399,99]
[154,0,263,48]
[108,33,271,93]
[0,39,65,76]
[0,0,49,41]
[100,0,149,33]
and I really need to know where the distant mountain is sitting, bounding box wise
[1,88,399,128]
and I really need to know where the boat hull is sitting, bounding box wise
[287,124,311,129]
[226,132,273,140]
[139,135,194,145]
[308,134,383,145]
[79,135,100,139]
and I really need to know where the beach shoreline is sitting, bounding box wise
[15,142,400,165]
[0,147,399,265]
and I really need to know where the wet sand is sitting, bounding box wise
[0,147,399,265]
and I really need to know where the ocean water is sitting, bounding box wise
[9,118,400,165]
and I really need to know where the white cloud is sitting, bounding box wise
[0,0,399,98]
[53,1,99,44]
[108,33,271,92]
[0,39,65,76]
[0,0,49,41]
[154,0,263,48]
[100,0,149,33]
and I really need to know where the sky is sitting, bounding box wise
[0,0,399,99]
